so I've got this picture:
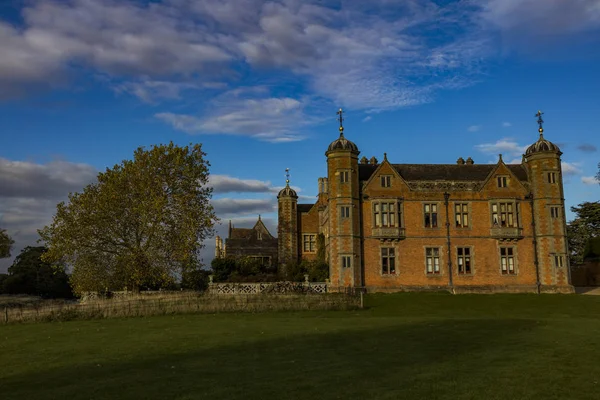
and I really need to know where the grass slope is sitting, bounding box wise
[1,293,600,400]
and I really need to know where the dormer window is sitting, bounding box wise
[497,176,508,188]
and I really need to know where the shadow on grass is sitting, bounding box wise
[1,318,563,400]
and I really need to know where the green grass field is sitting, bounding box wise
[2,293,600,400]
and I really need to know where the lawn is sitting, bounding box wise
[1,293,600,400]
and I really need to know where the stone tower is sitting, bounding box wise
[277,171,298,268]
[524,111,572,291]
[326,109,362,288]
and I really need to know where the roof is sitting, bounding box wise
[359,163,529,183]
[229,228,253,239]
[297,204,314,213]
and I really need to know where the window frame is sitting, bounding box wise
[454,202,470,228]
[499,246,517,275]
[340,205,351,218]
[491,201,519,228]
[381,247,396,275]
[302,234,316,253]
[380,175,392,188]
[547,172,557,184]
[340,170,350,183]
[373,200,401,228]
[341,255,352,268]
[553,254,565,268]
[423,203,439,228]
[550,206,561,219]
[425,247,441,275]
[497,175,508,188]
[456,246,473,275]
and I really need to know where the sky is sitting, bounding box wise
[1,0,599,272]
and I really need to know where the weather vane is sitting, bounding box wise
[535,110,544,134]
[336,108,344,134]
[285,168,290,185]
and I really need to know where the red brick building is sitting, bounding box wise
[277,113,573,293]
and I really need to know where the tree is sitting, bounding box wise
[2,246,73,298]
[567,201,600,266]
[596,162,600,186]
[39,142,217,295]
[0,228,14,258]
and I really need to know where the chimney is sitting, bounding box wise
[465,157,474,165]
[360,156,368,164]
[457,157,465,165]
[369,156,378,165]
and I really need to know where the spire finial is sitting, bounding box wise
[258,214,261,221]
[336,108,344,136]
[535,110,544,136]
[383,152,388,161]
[285,168,290,186]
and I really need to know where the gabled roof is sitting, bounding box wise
[358,163,529,183]
[229,228,253,239]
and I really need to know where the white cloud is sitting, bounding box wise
[582,176,600,185]
[562,161,582,176]
[362,116,372,122]
[156,92,311,142]
[474,138,526,156]
[209,175,273,194]
[468,125,482,132]
[502,122,512,127]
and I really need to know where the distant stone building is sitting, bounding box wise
[216,217,278,266]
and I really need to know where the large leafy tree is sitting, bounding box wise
[39,142,217,295]
[0,228,14,258]
[2,246,72,298]
[567,201,600,266]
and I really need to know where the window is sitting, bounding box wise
[425,247,440,274]
[341,255,352,268]
[303,234,316,252]
[491,202,517,227]
[424,203,438,228]
[380,175,391,188]
[550,206,561,219]
[554,255,565,268]
[547,172,557,184]
[340,206,350,218]
[374,202,398,227]
[257,231,262,240]
[457,247,472,274]
[340,170,349,183]
[455,203,469,228]
[381,248,396,274]
[500,247,516,275]
[497,176,508,188]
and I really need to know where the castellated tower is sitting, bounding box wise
[326,109,362,288]
[524,112,572,291]
[277,171,298,269]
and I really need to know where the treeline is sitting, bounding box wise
[210,257,328,283]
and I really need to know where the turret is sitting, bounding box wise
[277,169,298,268]
[326,109,362,288]
[524,111,571,291]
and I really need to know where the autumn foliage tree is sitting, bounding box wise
[39,142,217,295]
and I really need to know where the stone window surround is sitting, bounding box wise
[423,202,440,229]
[380,175,392,188]
[339,204,351,218]
[372,199,404,228]
[424,246,443,275]
[496,175,509,188]
[498,245,518,275]
[456,246,474,275]
[302,233,317,253]
[340,254,352,269]
[490,200,520,228]
[549,205,561,219]
[552,253,566,269]
[454,202,471,229]
[339,169,350,183]
[380,246,396,275]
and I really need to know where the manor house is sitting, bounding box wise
[221,111,573,293]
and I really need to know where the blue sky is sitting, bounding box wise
[1,0,599,271]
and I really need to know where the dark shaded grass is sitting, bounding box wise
[1,293,599,400]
